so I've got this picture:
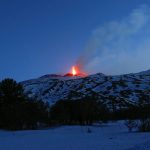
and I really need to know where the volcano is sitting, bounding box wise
[22,69,150,108]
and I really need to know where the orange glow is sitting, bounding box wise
[69,65,87,77]
[72,66,77,76]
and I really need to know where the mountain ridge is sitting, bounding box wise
[21,69,150,109]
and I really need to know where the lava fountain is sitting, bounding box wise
[70,65,87,77]
[72,66,77,76]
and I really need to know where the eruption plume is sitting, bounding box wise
[76,4,150,75]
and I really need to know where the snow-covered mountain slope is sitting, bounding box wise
[21,70,150,107]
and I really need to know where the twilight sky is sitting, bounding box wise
[0,0,150,81]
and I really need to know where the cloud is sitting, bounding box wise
[76,4,150,75]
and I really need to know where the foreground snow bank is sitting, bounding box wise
[0,121,150,150]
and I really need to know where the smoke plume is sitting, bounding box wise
[76,4,150,75]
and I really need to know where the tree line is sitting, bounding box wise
[50,97,109,125]
[0,78,149,131]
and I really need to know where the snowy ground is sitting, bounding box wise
[0,121,150,150]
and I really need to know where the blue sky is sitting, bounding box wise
[0,0,150,81]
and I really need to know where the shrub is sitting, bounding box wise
[124,120,137,132]
[138,118,150,132]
